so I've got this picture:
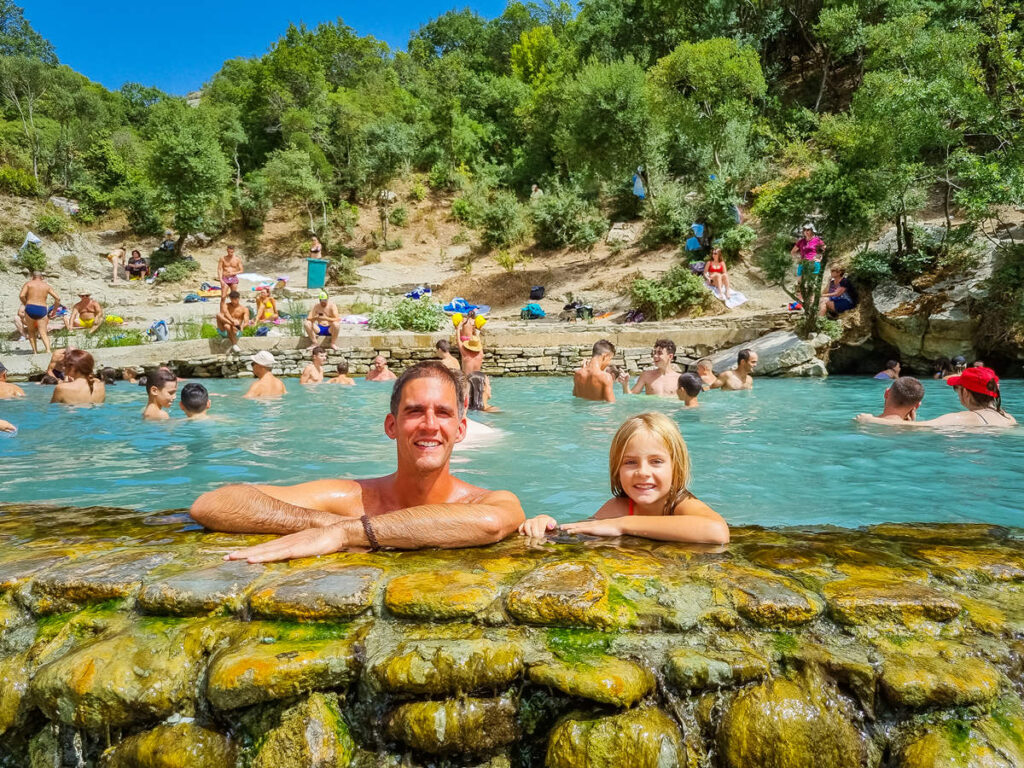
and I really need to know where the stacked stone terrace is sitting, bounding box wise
[0,504,1022,767]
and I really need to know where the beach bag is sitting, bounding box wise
[520,303,546,319]
[690,261,705,275]
[255,326,270,336]
[148,320,169,342]
[529,286,545,300]
[184,293,200,303]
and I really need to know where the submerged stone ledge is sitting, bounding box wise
[0,504,1022,767]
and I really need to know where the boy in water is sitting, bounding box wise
[142,368,178,420]
[677,372,703,407]
[179,383,212,420]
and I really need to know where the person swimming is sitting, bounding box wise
[871,367,1016,428]
[518,412,728,543]
[179,383,212,419]
[142,368,178,420]
[50,349,105,405]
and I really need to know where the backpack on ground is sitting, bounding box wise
[520,303,546,319]
[529,285,545,300]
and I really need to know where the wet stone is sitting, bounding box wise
[718,566,824,627]
[249,566,382,621]
[506,563,621,629]
[894,702,1024,768]
[0,555,68,593]
[908,545,1024,583]
[386,695,518,756]
[138,560,266,616]
[867,523,1006,543]
[252,693,354,768]
[368,637,523,695]
[31,617,234,728]
[781,640,877,715]
[718,674,866,768]
[101,722,237,768]
[0,651,30,737]
[881,652,1001,709]
[546,707,689,768]
[24,552,174,614]
[528,655,654,708]
[667,647,770,692]
[823,578,961,627]
[207,623,358,710]
[384,570,502,620]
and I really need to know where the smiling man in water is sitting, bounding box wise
[190,361,525,561]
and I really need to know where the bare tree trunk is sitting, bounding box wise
[174,232,187,257]
[814,56,830,112]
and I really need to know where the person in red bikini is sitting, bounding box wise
[705,247,732,299]
[518,412,728,543]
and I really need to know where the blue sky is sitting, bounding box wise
[22,0,509,95]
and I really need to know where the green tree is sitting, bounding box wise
[0,1,56,63]
[353,120,415,239]
[146,101,231,254]
[262,145,327,234]
[0,55,52,179]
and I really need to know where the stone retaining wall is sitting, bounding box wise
[0,505,1022,767]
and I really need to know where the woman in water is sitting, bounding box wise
[705,247,731,299]
[893,367,1016,428]
[467,372,501,412]
[51,349,105,405]
[518,412,729,543]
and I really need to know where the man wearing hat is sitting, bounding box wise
[68,292,104,335]
[243,351,286,399]
[304,291,342,350]
[0,362,25,399]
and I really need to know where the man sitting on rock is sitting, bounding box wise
[855,376,924,424]
[191,361,525,560]
[68,292,105,336]
[711,349,758,391]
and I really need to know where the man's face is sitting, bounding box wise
[746,354,759,370]
[227,247,234,256]
[373,356,386,370]
[385,376,465,472]
[894,362,901,374]
[319,299,328,308]
[151,381,177,408]
[652,346,673,367]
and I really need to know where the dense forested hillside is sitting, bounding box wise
[0,0,1022,334]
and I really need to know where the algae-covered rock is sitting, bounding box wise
[907,545,1024,584]
[101,722,237,768]
[249,566,382,620]
[546,706,690,768]
[31,617,233,728]
[823,577,961,627]
[506,563,623,629]
[894,702,1024,768]
[667,647,769,692]
[718,675,866,768]
[705,564,823,627]
[528,656,654,707]
[881,653,1000,709]
[252,693,354,768]
[386,695,518,755]
[0,651,30,737]
[138,560,265,616]
[0,555,68,592]
[368,637,522,695]
[780,639,877,715]
[23,551,174,614]
[384,570,501,620]
[207,623,358,710]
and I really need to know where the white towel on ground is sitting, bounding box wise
[708,283,748,309]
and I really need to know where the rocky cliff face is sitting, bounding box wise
[0,504,1022,767]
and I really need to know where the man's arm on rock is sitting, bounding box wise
[226,490,525,562]
[191,480,362,533]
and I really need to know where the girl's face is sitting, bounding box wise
[618,430,673,507]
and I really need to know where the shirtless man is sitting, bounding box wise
[854,376,923,425]
[217,245,243,296]
[18,272,60,354]
[216,291,249,353]
[695,358,716,389]
[573,340,625,402]
[142,368,178,421]
[0,363,25,399]
[330,360,356,385]
[106,246,127,284]
[677,372,702,408]
[68,293,104,336]
[244,351,286,399]
[304,291,342,349]
[627,339,680,396]
[435,340,460,372]
[712,349,757,391]
[190,361,525,561]
[300,348,327,384]
[366,355,398,382]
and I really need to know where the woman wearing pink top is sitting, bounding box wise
[791,223,825,276]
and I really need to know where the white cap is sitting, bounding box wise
[251,351,275,368]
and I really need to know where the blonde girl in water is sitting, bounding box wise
[519,412,729,543]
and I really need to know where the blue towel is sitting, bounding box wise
[685,237,702,251]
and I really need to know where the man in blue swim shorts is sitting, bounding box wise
[304,290,342,349]
[18,272,61,355]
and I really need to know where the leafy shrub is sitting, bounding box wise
[408,181,428,202]
[383,238,403,251]
[155,259,201,283]
[58,254,82,273]
[114,183,164,236]
[369,299,447,332]
[428,161,456,190]
[96,329,147,348]
[33,207,74,237]
[531,185,606,250]
[200,322,221,340]
[848,249,893,284]
[718,224,756,258]
[349,300,374,314]
[68,183,111,223]
[331,203,359,241]
[0,165,38,196]
[816,316,842,340]
[18,243,47,272]
[495,250,520,272]
[481,191,529,250]
[236,175,271,231]
[0,225,21,246]
[451,230,469,245]
[642,183,696,247]
[451,196,482,226]
[892,249,935,281]
[363,249,381,264]
[389,205,408,228]
[328,255,358,285]
[629,265,709,320]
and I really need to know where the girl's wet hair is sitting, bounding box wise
[608,412,691,515]
[63,349,96,393]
